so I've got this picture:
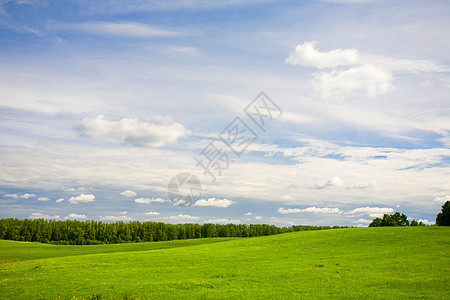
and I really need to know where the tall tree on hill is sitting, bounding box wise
[436,201,450,226]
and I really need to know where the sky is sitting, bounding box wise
[0,0,449,227]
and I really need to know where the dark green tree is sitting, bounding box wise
[436,201,450,226]
[368,212,409,227]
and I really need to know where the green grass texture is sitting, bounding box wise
[1,227,449,299]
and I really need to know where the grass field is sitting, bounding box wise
[1,227,449,299]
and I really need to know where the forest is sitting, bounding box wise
[0,218,347,245]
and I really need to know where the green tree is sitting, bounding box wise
[368,212,409,227]
[369,217,383,227]
[436,201,450,226]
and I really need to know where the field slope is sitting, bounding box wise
[1,227,449,299]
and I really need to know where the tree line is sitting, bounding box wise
[0,218,349,245]
[368,201,450,227]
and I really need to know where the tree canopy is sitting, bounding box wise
[436,201,450,226]
[368,212,415,227]
[0,218,348,245]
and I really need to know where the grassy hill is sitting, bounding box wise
[1,227,449,299]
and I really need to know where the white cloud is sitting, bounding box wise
[433,195,450,203]
[205,218,242,224]
[55,198,64,203]
[168,46,200,56]
[29,212,60,219]
[193,198,234,208]
[120,211,127,214]
[20,193,35,199]
[120,190,137,197]
[64,187,87,192]
[76,114,190,147]
[65,213,87,220]
[100,215,132,221]
[255,216,263,220]
[134,197,167,204]
[418,219,433,225]
[68,194,95,204]
[144,211,160,216]
[168,214,199,220]
[313,64,393,99]
[278,208,302,214]
[347,206,394,218]
[286,41,358,69]
[245,212,253,216]
[4,194,18,198]
[351,218,372,224]
[37,197,49,201]
[278,207,343,214]
[54,22,182,38]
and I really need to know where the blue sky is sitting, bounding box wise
[1,0,449,226]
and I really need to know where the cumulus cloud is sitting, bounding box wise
[168,214,199,220]
[255,216,262,220]
[245,212,253,216]
[193,198,234,208]
[100,215,132,221]
[68,194,95,204]
[65,213,87,219]
[286,41,358,69]
[120,190,137,197]
[76,114,190,147]
[56,198,65,203]
[29,212,60,219]
[134,197,167,204]
[417,219,433,225]
[4,194,18,198]
[313,64,393,99]
[347,206,394,218]
[144,211,160,216]
[20,193,35,199]
[278,207,343,214]
[37,197,49,201]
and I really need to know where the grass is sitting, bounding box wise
[1,227,449,299]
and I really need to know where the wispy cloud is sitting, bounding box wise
[278,207,343,214]
[51,22,183,38]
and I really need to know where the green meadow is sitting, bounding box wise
[1,227,449,299]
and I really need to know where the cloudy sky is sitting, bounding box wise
[1,0,449,226]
